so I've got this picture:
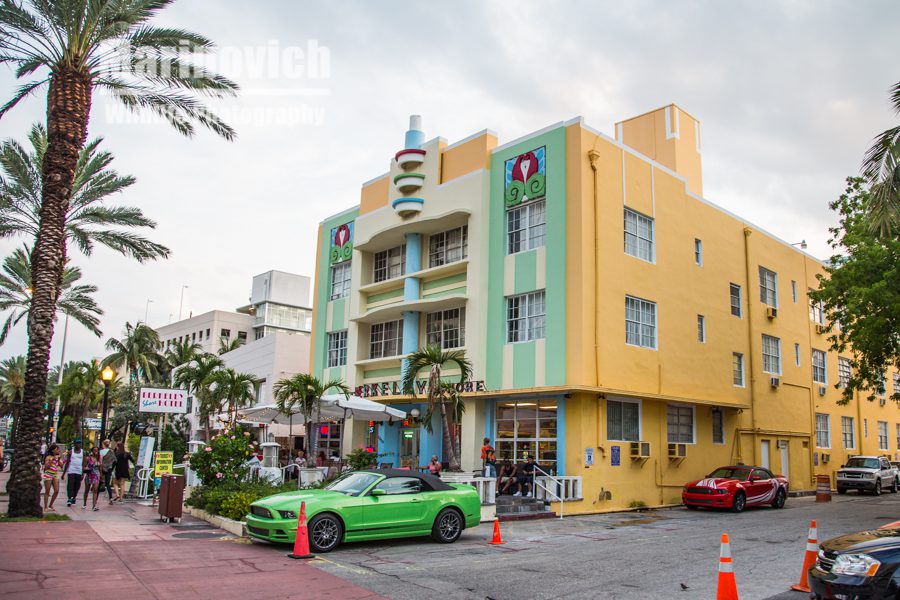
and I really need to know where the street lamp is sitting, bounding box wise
[99,365,116,442]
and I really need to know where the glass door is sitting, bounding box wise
[399,427,419,468]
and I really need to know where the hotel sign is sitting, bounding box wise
[139,387,188,414]
[355,380,487,398]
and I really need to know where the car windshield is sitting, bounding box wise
[845,458,880,469]
[325,472,382,496]
[707,467,751,480]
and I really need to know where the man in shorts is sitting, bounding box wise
[481,437,497,477]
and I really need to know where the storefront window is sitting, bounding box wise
[495,399,557,471]
[315,421,342,460]
[364,422,379,453]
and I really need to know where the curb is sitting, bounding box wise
[185,506,246,537]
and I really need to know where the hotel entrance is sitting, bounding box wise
[399,425,420,468]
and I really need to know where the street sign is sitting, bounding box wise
[585,447,594,467]
[611,445,621,466]
[139,387,188,414]
[83,417,102,430]
[154,451,174,478]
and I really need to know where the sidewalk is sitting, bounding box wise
[0,471,384,599]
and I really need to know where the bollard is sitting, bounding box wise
[815,474,832,502]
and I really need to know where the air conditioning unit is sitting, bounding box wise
[818,386,826,397]
[668,443,687,459]
[821,453,830,464]
[766,307,778,319]
[880,398,886,407]
[770,377,780,388]
[815,325,827,334]
[630,441,651,459]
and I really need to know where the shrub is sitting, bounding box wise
[126,433,141,459]
[188,425,257,485]
[627,500,648,509]
[186,480,302,519]
[345,448,383,471]
[220,491,257,521]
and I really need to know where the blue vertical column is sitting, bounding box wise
[405,115,424,150]
[401,233,422,383]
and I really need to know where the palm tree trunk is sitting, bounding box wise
[8,68,92,517]
[438,399,459,471]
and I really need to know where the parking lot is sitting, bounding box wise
[294,493,899,600]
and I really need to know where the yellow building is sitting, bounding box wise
[309,107,900,513]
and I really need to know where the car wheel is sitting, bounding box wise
[432,507,464,544]
[731,491,746,513]
[307,513,343,553]
[772,488,786,509]
[837,487,847,495]
[891,478,898,494]
[874,480,882,496]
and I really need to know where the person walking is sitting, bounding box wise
[82,446,102,511]
[62,439,85,507]
[113,442,134,502]
[42,444,63,511]
[99,439,115,505]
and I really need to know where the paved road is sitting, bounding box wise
[299,492,899,600]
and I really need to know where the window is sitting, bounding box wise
[878,372,887,397]
[507,200,545,254]
[894,372,900,395]
[625,296,657,349]
[506,291,545,343]
[759,266,778,307]
[812,349,827,384]
[607,399,640,442]
[791,280,797,303]
[192,332,196,341]
[729,284,742,317]
[795,343,801,367]
[697,315,706,343]
[206,328,210,338]
[220,328,231,338]
[495,399,558,471]
[373,245,406,283]
[237,331,247,342]
[732,353,745,387]
[838,358,852,388]
[712,408,724,445]
[810,292,825,325]
[667,405,694,444]
[762,335,781,374]
[864,418,868,438]
[877,421,888,450]
[369,320,403,359]
[815,413,831,448]
[841,416,855,449]
[429,225,468,267]
[426,308,465,349]
[694,239,703,265]
[896,424,900,451]
[330,262,352,300]
[624,208,654,262]
[374,477,423,495]
[315,421,342,459]
[327,330,347,368]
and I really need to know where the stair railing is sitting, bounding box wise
[532,464,564,520]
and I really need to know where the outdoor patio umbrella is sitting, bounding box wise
[239,396,406,424]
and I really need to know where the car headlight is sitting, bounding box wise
[278,510,297,519]
[831,554,880,576]
[863,473,876,479]
[717,489,729,494]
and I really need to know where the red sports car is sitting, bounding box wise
[682,465,789,512]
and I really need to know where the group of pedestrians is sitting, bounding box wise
[481,437,538,497]
[41,438,134,511]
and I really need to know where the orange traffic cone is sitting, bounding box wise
[489,518,505,545]
[716,533,739,600]
[287,501,314,559]
[790,519,818,592]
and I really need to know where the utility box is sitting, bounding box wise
[158,474,185,522]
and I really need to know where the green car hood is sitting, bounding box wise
[252,489,347,511]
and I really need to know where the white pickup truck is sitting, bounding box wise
[836,456,899,495]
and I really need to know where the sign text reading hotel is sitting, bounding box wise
[355,380,487,398]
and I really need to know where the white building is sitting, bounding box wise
[237,270,313,340]
[157,310,254,355]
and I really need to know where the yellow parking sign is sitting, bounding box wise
[154,451,174,477]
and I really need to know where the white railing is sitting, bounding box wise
[439,474,497,505]
[533,475,583,503]
[134,463,187,499]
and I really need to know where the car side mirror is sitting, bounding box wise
[371,488,385,497]
[840,464,845,469]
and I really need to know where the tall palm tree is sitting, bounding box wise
[401,346,473,471]
[55,360,103,438]
[0,0,237,516]
[0,355,25,443]
[0,123,170,261]
[0,247,102,345]
[273,374,348,460]
[103,322,162,386]
[210,368,258,426]
[272,373,350,457]
[862,80,900,238]
[173,352,222,439]
[159,337,201,385]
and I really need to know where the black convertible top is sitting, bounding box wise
[363,468,454,491]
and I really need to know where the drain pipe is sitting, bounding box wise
[589,149,603,447]
[742,227,759,465]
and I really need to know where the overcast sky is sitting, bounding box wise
[1,0,898,366]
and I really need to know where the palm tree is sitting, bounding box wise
[0,123,170,261]
[173,352,222,439]
[159,337,201,384]
[1,0,237,516]
[273,374,349,460]
[217,336,244,355]
[55,361,103,438]
[210,368,258,426]
[103,322,163,386]
[401,346,473,471]
[0,355,25,443]
[862,80,900,238]
[0,247,102,345]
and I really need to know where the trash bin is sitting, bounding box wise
[815,474,832,503]
[158,474,185,522]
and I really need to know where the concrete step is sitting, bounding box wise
[497,511,557,522]
[495,495,544,506]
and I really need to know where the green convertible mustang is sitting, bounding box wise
[245,469,482,552]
